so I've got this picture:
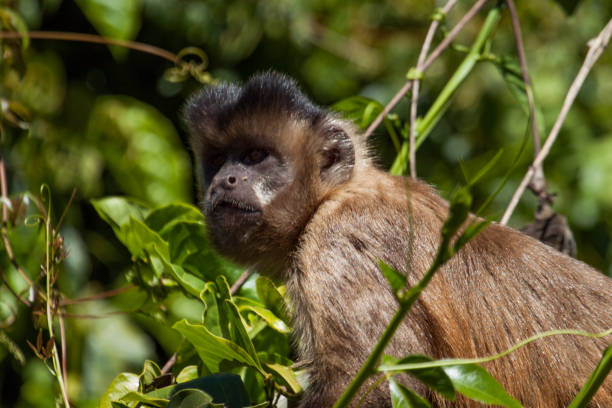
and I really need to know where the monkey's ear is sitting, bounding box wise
[319,126,355,186]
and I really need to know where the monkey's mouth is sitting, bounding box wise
[214,198,261,214]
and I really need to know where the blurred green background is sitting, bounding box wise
[1,0,611,407]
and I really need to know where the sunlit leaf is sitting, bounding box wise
[238,298,290,334]
[176,366,199,384]
[145,203,204,234]
[259,352,301,394]
[121,391,167,407]
[443,365,521,407]
[99,373,140,408]
[74,0,142,59]
[173,320,262,374]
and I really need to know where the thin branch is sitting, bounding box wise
[505,0,549,203]
[0,31,178,63]
[161,352,177,375]
[59,314,69,403]
[230,267,254,296]
[364,0,490,139]
[60,284,137,305]
[409,0,459,178]
[501,17,612,225]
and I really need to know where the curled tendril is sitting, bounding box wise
[164,46,215,84]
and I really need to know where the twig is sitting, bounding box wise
[161,352,177,375]
[0,31,178,63]
[59,314,69,402]
[505,0,549,204]
[230,267,254,296]
[501,17,612,225]
[409,0,459,178]
[364,0,490,139]
[60,284,137,305]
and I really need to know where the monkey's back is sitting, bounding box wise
[288,167,612,407]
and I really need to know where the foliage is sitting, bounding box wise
[0,0,611,407]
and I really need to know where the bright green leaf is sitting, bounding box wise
[156,252,207,298]
[443,364,521,408]
[91,196,150,230]
[258,352,301,393]
[379,261,406,295]
[146,203,205,234]
[173,320,262,374]
[176,366,199,384]
[74,0,142,59]
[99,372,140,408]
[389,377,431,408]
[239,304,290,334]
[121,391,168,407]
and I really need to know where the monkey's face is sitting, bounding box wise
[185,72,358,270]
[200,143,294,252]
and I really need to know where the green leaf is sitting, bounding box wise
[87,97,191,204]
[383,355,454,400]
[121,391,168,407]
[379,261,406,295]
[74,0,142,59]
[213,276,261,367]
[176,366,199,384]
[0,8,30,50]
[389,377,431,408]
[156,253,207,298]
[163,221,224,281]
[146,203,205,234]
[256,276,290,322]
[238,302,290,334]
[167,389,213,408]
[99,372,140,408]
[139,360,163,389]
[443,364,521,408]
[173,320,262,374]
[172,374,251,408]
[91,196,150,230]
[125,217,170,260]
[259,352,301,393]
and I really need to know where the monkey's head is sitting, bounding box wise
[184,72,367,273]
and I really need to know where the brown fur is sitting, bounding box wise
[185,73,612,407]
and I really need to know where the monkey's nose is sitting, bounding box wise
[224,175,237,188]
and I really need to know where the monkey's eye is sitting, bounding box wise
[242,148,268,165]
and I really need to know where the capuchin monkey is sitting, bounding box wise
[184,72,612,407]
